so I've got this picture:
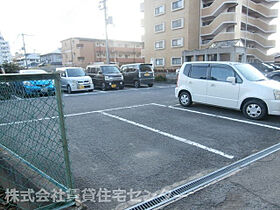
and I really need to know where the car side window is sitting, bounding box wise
[189,64,208,79]
[210,65,235,82]
[183,64,191,76]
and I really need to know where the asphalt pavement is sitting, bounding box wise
[61,83,280,209]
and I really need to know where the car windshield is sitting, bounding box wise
[234,64,267,81]
[140,64,153,72]
[101,66,120,74]
[66,68,85,77]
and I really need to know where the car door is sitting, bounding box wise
[121,67,129,84]
[207,64,241,109]
[60,71,67,90]
[126,66,134,84]
[188,64,209,103]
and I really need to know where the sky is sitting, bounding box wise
[0,0,144,55]
[0,0,279,55]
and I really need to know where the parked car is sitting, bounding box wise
[120,63,154,88]
[175,62,280,120]
[0,68,12,100]
[249,63,274,75]
[56,67,94,94]
[13,69,55,97]
[267,63,280,70]
[267,71,280,82]
[86,64,124,91]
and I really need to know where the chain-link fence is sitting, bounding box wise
[0,73,75,209]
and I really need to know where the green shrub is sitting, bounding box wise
[155,74,167,82]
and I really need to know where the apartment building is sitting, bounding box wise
[61,38,144,68]
[0,32,12,65]
[143,0,279,69]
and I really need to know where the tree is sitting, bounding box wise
[0,62,21,73]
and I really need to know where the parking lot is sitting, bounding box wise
[62,84,280,209]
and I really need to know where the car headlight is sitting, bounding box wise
[274,90,280,100]
[23,81,33,86]
[89,79,93,84]
[105,76,112,81]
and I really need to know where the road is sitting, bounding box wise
[61,84,280,209]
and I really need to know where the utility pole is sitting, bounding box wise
[244,0,249,63]
[21,33,28,68]
[99,0,111,64]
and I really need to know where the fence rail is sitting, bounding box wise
[0,73,74,209]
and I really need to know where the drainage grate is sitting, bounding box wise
[127,142,280,210]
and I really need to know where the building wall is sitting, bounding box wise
[143,0,278,67]
[0,33,12,65]
[61,38,144,68]
[143,0,200,69]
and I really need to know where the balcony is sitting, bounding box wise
[201,13,237,36]
[201,32,237,48]
[243,0,278,18]
[241,31,275,48]
[247,48,274,61]
[241,15,277,33]
[201,0,238,19]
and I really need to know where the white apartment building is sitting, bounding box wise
[0,32,12,65]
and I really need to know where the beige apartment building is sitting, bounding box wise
[61,38,144,68]
[143,0,279,69]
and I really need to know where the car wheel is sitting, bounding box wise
[179,91,192,107]
[148,84,153,87]
[119,86,124,90]
[88,89,94,92]
[272,75,280,82]
[67,85,72,94]
[101,83,107,91]
[134,80,140,88]
[242,100,267,120]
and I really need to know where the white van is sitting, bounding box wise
[56,67,94,94]
[175,62,280,120]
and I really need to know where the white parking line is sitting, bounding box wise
[0,103,153,127]
[151,103,280,132]
[63,85,175,97]
[65,103,153,117]
[101,112,234,159]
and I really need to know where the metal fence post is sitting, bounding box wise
[54,74,73,189]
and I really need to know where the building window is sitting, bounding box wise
[171,38,184,47]
[171,0,184,11]
[171,57,182,66]
[154,40,165,50]
[155,58,164,66]
[78,57,85,61]
[76,44,84,48]
[154,5,165,16]
[95,42,99,47]
[155,23,165,33]
[171,18,184,30]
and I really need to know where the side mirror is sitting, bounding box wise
[226,76,236,85]
[98,71,102,75]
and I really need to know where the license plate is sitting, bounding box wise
[79,85,84,89]
[41,88,48,93]
[111,84,117,88]
[144,73,150,76]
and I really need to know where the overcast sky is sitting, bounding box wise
[0,0,279,55]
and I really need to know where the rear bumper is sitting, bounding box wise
[266,99,280,116]
[140,78,154,85]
